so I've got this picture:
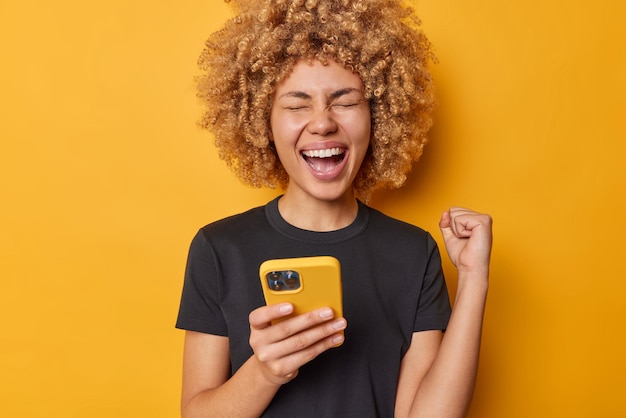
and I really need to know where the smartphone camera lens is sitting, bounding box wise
[270,280,285,290]
[267,272,285,291]
[266,270,301,291]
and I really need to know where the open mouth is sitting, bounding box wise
[301,147,346,173]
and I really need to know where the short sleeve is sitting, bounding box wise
[413,233,452,332]
[175,229,228,335]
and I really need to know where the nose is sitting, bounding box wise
[306,107,338,136]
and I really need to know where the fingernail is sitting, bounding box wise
[332,318,346,330]
[279,303,293,313]
[332,335,345,345]
[319,308,333,319]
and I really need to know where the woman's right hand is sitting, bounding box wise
[248,303,347,385]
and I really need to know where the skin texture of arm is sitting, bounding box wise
[395,207,492,418]
[181,332,281,418]
[180,304,347,418]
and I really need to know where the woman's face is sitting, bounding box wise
[270,59,371,204]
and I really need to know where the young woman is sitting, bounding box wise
[176,1,492,417]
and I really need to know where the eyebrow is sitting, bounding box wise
[278,87,363,101]
[330,88,362,100]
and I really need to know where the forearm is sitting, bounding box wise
[182,356,280,418]
[410,272,488,418]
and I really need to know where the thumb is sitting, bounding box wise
[439,210,455,241]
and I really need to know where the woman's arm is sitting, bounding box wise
[181,303,347,418]
[181,330,280,418]
[396,207,492,418]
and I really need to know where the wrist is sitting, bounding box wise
[455,270,489,296]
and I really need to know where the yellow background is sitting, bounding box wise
[1,0,624,416]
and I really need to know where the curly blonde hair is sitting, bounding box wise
[197,0,436,200]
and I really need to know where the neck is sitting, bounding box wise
[277,190,359,232]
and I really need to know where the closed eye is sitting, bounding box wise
[332,102,359,108]
[328,98,364,111]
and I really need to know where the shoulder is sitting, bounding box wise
[364,204,433,244]
[185,203,271,256]
[199,205,267,236]
[360,204,442,258]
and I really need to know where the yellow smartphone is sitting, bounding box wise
[259,256,343,324]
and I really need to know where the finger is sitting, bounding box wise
[439,210,451,229]
[286,331,346,365]
[439,210,456,242]
[448,207,483,238]
[249,303,294,330]
[260,328,347,379]
[280,317,346,354]
[443,207,470,237]
[255,316,347,363]
[452,215,473,238]
[270,308,342,344]
[451,215,493,252]
[249,306,341,353]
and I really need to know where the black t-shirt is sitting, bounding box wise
[176,197,451,417]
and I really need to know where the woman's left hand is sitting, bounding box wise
[439,207,493,276]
